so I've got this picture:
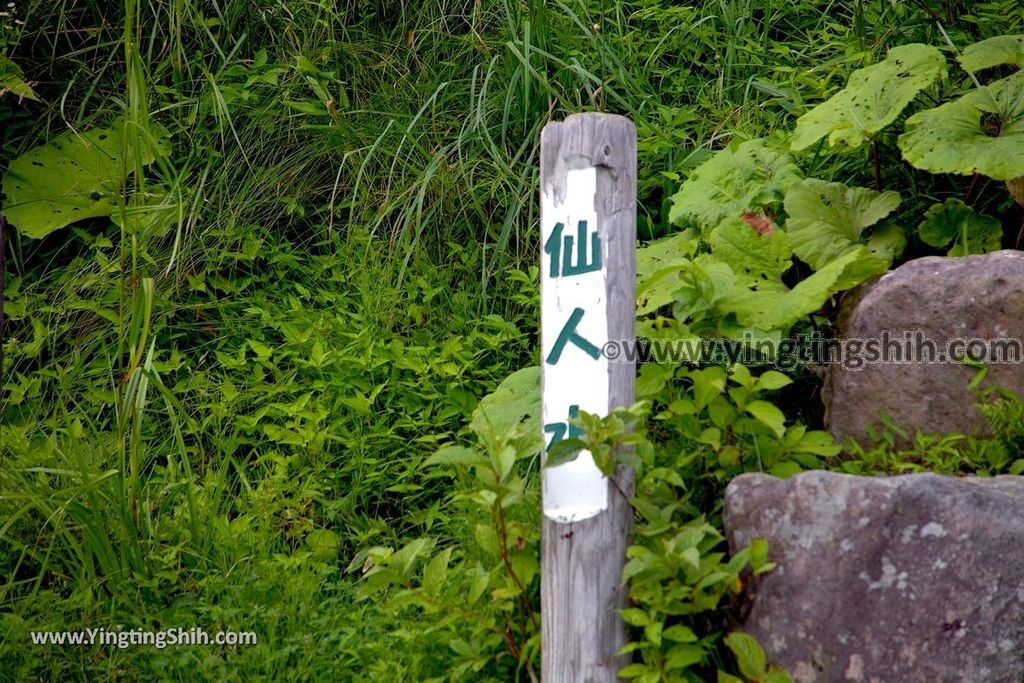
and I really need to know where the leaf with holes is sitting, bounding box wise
[791,44,946,151]
[899,72,1024,180]
[960,35,1024,73]
[784,178,901,270]
[1,117,168,239]
[865,222,907,263]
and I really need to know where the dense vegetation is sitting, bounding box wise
[2,1,1024,681]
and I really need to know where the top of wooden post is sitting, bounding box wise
[541,113,636,214]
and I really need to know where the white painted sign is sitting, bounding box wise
[541,166,610,523]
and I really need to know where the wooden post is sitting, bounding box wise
[540,113,636,682]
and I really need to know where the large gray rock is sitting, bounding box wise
[823,250,1024,447]
[725,470,1024,683]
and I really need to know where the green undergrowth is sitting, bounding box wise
[2,0,1024,680]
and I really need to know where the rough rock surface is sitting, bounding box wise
[725,470,1024,683]
[823,250,1024,447]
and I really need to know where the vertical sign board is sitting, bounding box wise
[540,113,636,682]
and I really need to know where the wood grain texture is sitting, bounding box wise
[540,113,636,683]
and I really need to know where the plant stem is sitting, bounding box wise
[493,475,539,676]
[964,172,980,204]
[494,492,539,633]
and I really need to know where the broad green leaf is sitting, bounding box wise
[791,44,946,151]
[745,400,786,437]
[389,537,434,580]
[765,669,795,683]
[671,255,736,324]
[918,199,1003,255]
[691,254,735,304]
[899,72,1024,180]
[708,217,793,282]
[637,230,698,314]
[637,265,686,316]
[619,663,657,679]
[423,445,489,468]
[960,35,1024,73]
[637,229,698,278]
[691,366,727,409]
[645,621,663,646]
[473,524,499,556]
[784,178,901,270]
[422,547,452,597]
[724,632,768,679]
[697,426,722,449]
[0,55,37,101]
[794,430,842,456]
[305,529,341,562]
[714,283,787,333]
[665,643,705,670]
[748,247,886,331]
[680,546,701,570]
[495,444,516,478]
[2,117,168,238]
[619,608,651,627]
[755,370,793,391]
[637,363,675,398]
[769,460,803,478]
[669,139,802,235]
[706,398,736,432]
[866,222,907,263]
[730,363,754,388]
[509,551,538,589]
[663,625,699,643]
[248,339,274,360]
[748,537,770,570]
[545,437,585,468]
[470,366,540,438]
[357,567,402,598]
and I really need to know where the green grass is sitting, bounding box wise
[2,0,1024,680]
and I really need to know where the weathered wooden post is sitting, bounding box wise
[540,113,636,681]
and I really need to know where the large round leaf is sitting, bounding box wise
[959,35,1024,73]
[668,138,801,236]
[1,117,167,239]
[917,199,1003,255]
[898,72,1024,179]
[748,246,887,332]
[791,44,946,151]
[783,178,901,270]
[708,216,792,283]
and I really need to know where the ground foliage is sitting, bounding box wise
[2,0,1024,680]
